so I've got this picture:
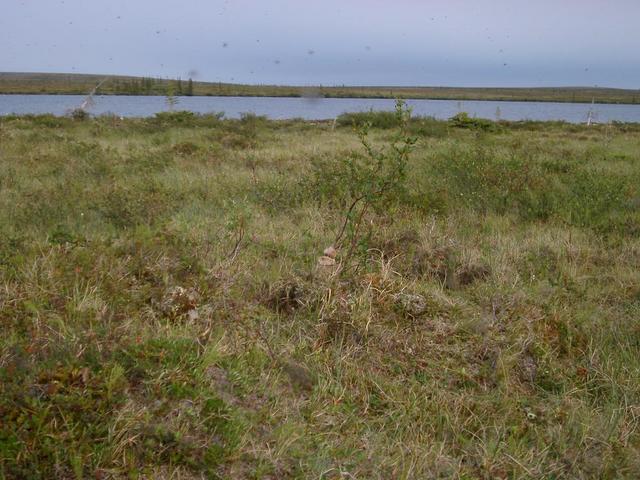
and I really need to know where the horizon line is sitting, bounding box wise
[2,71,639,92]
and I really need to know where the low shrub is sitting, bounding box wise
[449,112,500,132]
[336,110,401,129]
[69,108,90,121]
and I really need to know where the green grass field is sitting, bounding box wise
[2,72,640,104]
[1,110,639,478]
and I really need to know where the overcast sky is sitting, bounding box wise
[2,0,639,88]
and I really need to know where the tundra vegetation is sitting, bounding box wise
[0,106,639,479]
[2,72,640,104]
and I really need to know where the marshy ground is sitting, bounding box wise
[1,111,639,478]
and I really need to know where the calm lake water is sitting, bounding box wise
[2,94,640,123]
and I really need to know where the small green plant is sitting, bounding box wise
[226,113,268,148]
[153,110,196,125]
[450,111,498,131]
[239,112,268,128]
[336,110,402,129]
[69,108,90,121]
[333,100,417,266]
[165,81,179,111]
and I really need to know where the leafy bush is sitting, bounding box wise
[239,112,268,125]
[9,114,68,128]
[69,108,90,121]
[150,111,225,128]
[219,113,269,148]
[562,169,636,233]
[96,179,179,229]
[449,112,499,132]
[338,112,451,140]
[315,100,417,263]
[336,110,402,129]
[408,116,449,138]
[153,110,196,124]
[420,141,637,233]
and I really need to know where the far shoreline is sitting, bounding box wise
[1,72,639,105]
[2,91,640,106]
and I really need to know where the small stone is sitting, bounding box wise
[323,246,337,258]
[317,256,336,266]
[395,293,429,317]
[80,367,90,385]
[519,353,538,384]
[282,360,316,391]
[160,286,199,318]
[269,282,305,313]
[44,382,60,396]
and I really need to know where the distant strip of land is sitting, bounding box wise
[1,72,639,104]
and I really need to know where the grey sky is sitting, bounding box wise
[2,0,639,88]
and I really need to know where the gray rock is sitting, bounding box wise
[395,293,429,317]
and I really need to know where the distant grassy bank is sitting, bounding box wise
[1,110,639,478]
[2,71,640,104]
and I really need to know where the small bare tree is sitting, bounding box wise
[70,77,108,119]
[165,81,180,111]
